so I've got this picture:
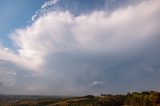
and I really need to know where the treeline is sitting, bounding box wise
[124,91,160,106]
[99,91,160,106]
[66,91,160,106]
[0,91,160,106]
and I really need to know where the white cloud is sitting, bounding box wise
[0,0,160,95]
[9,0,159,72]
[41,0,60,9]
[32,0,60,21]
[90,81,105,86]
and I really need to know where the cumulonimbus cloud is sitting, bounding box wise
[0,0,160,95]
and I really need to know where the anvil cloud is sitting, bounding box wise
[0,0,160,95]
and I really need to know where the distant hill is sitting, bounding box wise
[0,91,160,106]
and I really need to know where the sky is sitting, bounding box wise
[0,0,46,48]
[0,0,160,95]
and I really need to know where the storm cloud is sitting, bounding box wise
[0,0,160,95]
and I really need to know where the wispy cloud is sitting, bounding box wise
[90,81,105,87]
[41,0,60,9]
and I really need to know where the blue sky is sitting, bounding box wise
[0,0,134,47]
[0,0,160,95]
[0,0,106,48]
[0,0,45,47]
